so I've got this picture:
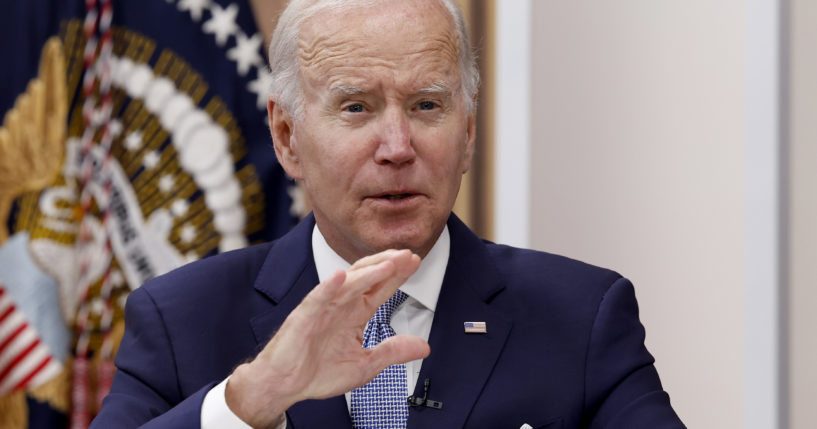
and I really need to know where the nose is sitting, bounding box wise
[373,107,415,166]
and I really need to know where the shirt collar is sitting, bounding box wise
[311,224,449,313]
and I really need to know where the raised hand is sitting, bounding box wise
[225,249,429,427]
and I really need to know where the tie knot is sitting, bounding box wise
[372,290,408,325]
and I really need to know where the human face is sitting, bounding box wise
[270,0,476,263]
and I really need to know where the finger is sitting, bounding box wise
[313,269,347,301]
[286,270,348,329]
[308,249,407,305]
[349,249,409,271]
[311,260,395,306]
[365,335,430,379]
[391,252,421,280]
[340,257,402,298]
[346,250,416,288]
[354,252,420,311]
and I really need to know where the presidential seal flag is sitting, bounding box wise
[0,0,298,427]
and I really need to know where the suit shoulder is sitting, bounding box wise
[485,241,622,288]
[477,242,634,330]
[481,241,627,321]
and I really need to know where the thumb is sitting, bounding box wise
[366,335,430,376]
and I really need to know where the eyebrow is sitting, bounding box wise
[329,84,367,96]
[328,80,454,98]
[417,80,453,96]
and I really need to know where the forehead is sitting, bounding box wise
[297,0,461,90]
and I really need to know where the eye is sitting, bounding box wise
[417,101,437,111]
[345,103,365,113]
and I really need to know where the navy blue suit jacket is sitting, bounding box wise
[93,214,684,428]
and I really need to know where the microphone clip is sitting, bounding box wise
[407,378,443,409]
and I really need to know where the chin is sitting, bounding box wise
[364,218,439,255]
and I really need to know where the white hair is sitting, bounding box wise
[267,0,480,118]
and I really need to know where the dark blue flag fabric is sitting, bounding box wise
[0,1,297,427]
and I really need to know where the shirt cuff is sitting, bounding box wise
[201,377,287,429]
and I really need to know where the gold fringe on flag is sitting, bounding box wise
[0,392,28,429]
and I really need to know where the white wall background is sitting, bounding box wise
[494,1,787,428]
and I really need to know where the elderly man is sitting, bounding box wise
[94,0,685,428]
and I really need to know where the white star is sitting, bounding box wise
[180,224,197,243]
[91,298,104,315]
[143,150,161,170]
[184,251,199,263]
[158,174,175,193]
[124,131,142,151]
[287,183,306,218]
[177,0,211,22]
[92,108,107,127]
[118,294,128,310]
[203,3,239,47]
[247,67,274,109]
[171,199,190,217]
[227,32,263,76]
[108,119,123,138]
[111,269,124,287]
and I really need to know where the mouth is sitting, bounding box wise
[368,190,423,204]
[376,193,415,200]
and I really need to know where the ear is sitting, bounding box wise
[269,98,304,180]
[459,94,478,174]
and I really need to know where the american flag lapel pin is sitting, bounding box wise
[464,321,487,334]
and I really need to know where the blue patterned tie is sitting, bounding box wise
[350,290,409,428]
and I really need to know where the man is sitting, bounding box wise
[93,0,685,427]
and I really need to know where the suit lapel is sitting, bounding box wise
[248,263,319,346]
[408,215,512,429]
[246,214,355,428]
[249,214,317,344]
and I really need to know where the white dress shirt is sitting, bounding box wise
[201,225,449,428]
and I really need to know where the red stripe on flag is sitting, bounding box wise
[0,322,28,354]
[0,305,15,324]
[12,355,52,391]
[0,338,41,381]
